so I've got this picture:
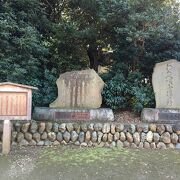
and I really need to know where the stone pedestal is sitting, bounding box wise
[33,107,114,122]
[2,120,11,155]
[141,108,180,124]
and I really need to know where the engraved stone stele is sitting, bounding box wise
[152,59,180,109]
[50,69,104,109]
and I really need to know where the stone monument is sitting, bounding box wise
[34,69,114,121]
[141,59,180,124]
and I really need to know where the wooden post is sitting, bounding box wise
[2,120,11,155]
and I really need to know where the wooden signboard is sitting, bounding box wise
[0,82,37,154]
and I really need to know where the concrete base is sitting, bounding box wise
[141,108,180,124]
[33,107,114,122]
[2,120,11,155]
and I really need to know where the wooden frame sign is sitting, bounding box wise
[0,82,37,120]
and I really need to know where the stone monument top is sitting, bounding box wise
[50,69,104,109]
[152,59,180,109]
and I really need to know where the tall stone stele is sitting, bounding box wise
[50,69,104,109]
[152,59,180,109]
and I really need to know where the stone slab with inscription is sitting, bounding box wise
[141,108,180,124]
[33,107,114,122]
[50,69,104,109]
[152,59,180,109]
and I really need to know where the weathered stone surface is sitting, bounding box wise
[52,123,59,133]
[24,132,32,142]
[170,133,178,144]
[128,124,136,134]
[91,131,97,142]
[146,131,153,143]
[71,131,78,142]
[115,124,124,132]
[126,132,133,143]
[157,125,165,135]
[94,123,103,131]
[111,124,116,134]
[50,69,104,108]
[19,139,29,146]
[173,123,180,135]
[17,132,24,143]
[137,124,148,133]
[29,140,37,146]
[150,142,156,149]
[157,142,166,149]
[80,142,87,147]
[73,123,80,133]
[53,140,60,146]
[66,123,74,132]
[85,131,91,141]
[88,123,94,131]
[81,124,88,132]
[144,142,150,149]
[152,60,180,109]
[21,123,30,133]
[167,143,175,149]
[108,133,113,143]
[116,140,123,148]
[14,122,21,132]
[102,123,110,133]
[131,143,137,149]
[97,132,103,143]
[78,132,85,143]
[57,132,63,142]
[63,131,70,142]
[59,123,66,132]
[48,132,56,141]
[161,132,171,144]
[12,132,17,141]
[33,132,41,142]
[30,122,38,133]
[123,141,130,148]
[138,142,144,148]
[46,122,52,133]
[141,132,146,142]
[120,132,126,142]
[133,132,140,145]
[38,122,46,134]
[165,125,173,133]
[37,141,44,146]
[153,133,160,143]
[102,134,108,142]
[149,124,157,132]
[114,132,120,141]
[41,132,48,140]
[44,140,52,146]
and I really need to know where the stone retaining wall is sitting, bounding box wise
[1,121,180,149]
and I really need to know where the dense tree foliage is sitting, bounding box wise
[0,0,179,110]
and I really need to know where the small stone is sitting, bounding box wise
[94,123,103,131]
[144,142,150,149]
[38,122,46,134]
[48,132,56,141]
[167,143,175,149]
[110,141,116,148]
[115,124,124,132]
[74,141,80,146]
[81,124,88,132]
[137,124,148,133]
[108,133,113,143]
[165,125,173,133]
[149,124,156,132]
[104,142,110,148]
[59,123,66,132]
[146,131,153,143]
[24,132,32,142]
[14,122,21,132]
[30,122,38,133]
[157,142,166,149]
[79,132,85,143]
[12,132,17,141]
[73,123,80,133]
[111,124,116,134]
[123,141,130,148]
[66,123,74,132]
[131,143,137,148]
[176,143,180,149]
[33,132,41,142]
[80,142,87,147]
[44,140,52,146]
[126,132,133,143]
[29,140,37,146]
[21,123,30,133]
[53,140,60,146]
[157,125,165,135]
[88,141,93,147]
[114,132,120,141]
[102,134,108,142]
[53,123,59,133]
[97,142,105,147]
[88,123,94,131]
[17,132,24,143]
[61,140,67,145]
[116,140,123,148]
[97,131,103,143]
[173,123,180,135]
[102,123,110,133]
[141,132,146,142]
[41,132,48,140]
[153,133,160,143]
[128,124,136,134]
[133,132,140,145]
[37,141,44,146]
[138,142,144,148]
[12,142,17,146]
[57,132,63,142]
[46,122,53,132]
[161,132,171,144]
[85,131,91,142]
[71,131,78,142]
[63,131,70,142]
[120,132,126,142]
[91,131,97,142]
[19,139,29,146]
[150,142,156,149]
[171,133,178,144]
